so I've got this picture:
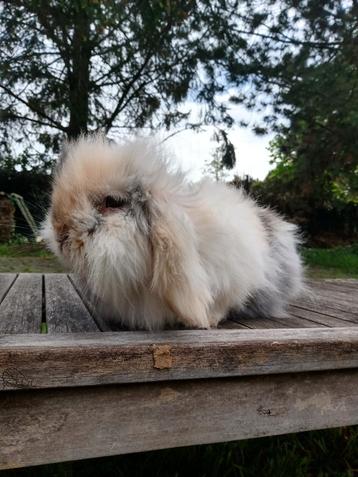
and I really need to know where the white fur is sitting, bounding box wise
[42,134,304,330]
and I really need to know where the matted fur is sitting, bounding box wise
[42,134,304,330]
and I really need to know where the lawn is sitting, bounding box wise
[0,242,357,477]
[301,244,358,279]
[0,243,66,273]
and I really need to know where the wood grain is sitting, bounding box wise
[321,279,358,290]
[289,305,358,327]
[230,311,331,329]
[229,314,294,329]
[311,283,358,306]
[309,279,358,293]
[0,369,357,469]
[68,274,113,331]
[0,274,42,334]
[218,319,249,329]
[0,328,358,390]
[290,300,358,324]
[305,289,358,314]
[267,313,324,328]
[45,274,99,333]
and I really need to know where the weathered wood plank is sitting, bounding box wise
[229,314,295,329]
[315,279,358,291]
[68,274,112,331]
[1,369,357,469]
[310,282,358,305]
[0,328,358,390]
[308,280,358,296]
[0,274,42,334]
[289,305,358,328]
[306,288,358,314]
[229,310,333,329]
[266,313,325,329]
[218,319,249,329]
[45,274,99,333]
[291,292,358,321]
[0,274,17,304]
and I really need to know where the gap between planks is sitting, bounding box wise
[0,274,18,306]
[45,274,99,333]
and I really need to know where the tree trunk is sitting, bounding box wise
[67,9,91,139]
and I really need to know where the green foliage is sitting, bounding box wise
[242,0,357,239]
[0,242,52,257]
[0,241,64,273]
[302,244,358,278]
[2,0,357,171]
[264,49,358,212]
[0,0,269,165]
[251,128,357,240]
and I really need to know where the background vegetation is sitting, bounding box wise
[1,0,357,243]
[0,1,357,476]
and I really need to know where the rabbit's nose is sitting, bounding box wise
[87,215,101,235]
[88,223,97,235]
[72,211,101,235]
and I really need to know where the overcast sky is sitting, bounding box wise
[152,95,275,182]
[163,125,274,181]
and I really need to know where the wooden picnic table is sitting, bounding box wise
[0,273,357,469]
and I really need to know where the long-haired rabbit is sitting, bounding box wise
[42,134,304,330]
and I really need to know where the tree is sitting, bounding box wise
[259,1,358,197]
[203,128,236,181]
[235,0,358,240]
[250,122,357,241]
[203,155,228,182]
[1,0,356,174]
[227,1,357,123]
[0,0,352,165]
[0,0,260,166]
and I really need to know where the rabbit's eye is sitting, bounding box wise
[104,195,128,209]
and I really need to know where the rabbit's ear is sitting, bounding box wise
[149,199,212,328]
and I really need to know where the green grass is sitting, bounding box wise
[0,243,53,258]
[0,243,66,273]
[302,244,358,279]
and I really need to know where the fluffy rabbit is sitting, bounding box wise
[43,134,304,330]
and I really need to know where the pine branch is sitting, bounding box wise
[0,83,67,132]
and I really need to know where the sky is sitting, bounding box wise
[153,97,275,182]
[163,125,274,182]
